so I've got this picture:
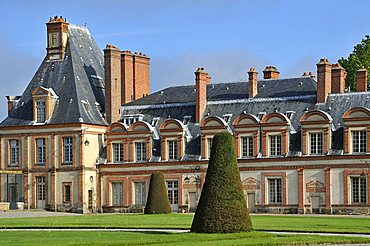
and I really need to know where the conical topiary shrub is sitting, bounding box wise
[144,171,172,214]
[191,132,253,233]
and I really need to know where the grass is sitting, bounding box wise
[1,214,370,245]
[0,230,370,246]
[1,213,370,234]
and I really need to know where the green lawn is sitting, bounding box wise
[0,230,369,246]
[1,213,370,234]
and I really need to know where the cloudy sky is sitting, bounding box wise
[1,0,370,120]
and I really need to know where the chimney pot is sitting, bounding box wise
[263,65,280,79]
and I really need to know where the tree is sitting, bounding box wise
[191,132,253,233]
[339,35,370,91]
[144,172,172,214]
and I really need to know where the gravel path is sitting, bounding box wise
[0,210,81,218]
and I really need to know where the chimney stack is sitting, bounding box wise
[331,63,346,94]
[104,45,151,124]
[46,16,69,60]
[195,67,210,123]
[6,96,21,115]
[356,67,368,92]
[316,58,332,103]
[248,68,258,98]
[263,66,279,79]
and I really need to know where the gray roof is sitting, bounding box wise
[1,24,106,127]
[120,76,317,161]
[120,76,370,160]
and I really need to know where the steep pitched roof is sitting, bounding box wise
[1,24,106,127]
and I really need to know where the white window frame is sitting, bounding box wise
[350,176,367,204]
[167,139,178,161]
[111,182,124,206]
[36,100,46,123]
[267,178,282,204]
[206,137,213,159]
[133,181,146,207]
[63,137,73,164]
[269,134,282,157]
[112,142,124,163]
[240,135,253,158]
[309,131,323,155]
[9,139,19,166]
[135,141,146,162]
[351,129,367,154]
[36,138,46,165]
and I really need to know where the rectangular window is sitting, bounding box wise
[241,136,253,158]
[269,135,282,156]
[268,178,282,204]
[36,101,46,123]
[63,183,71,203]
[134,182,146,207]
[112,143,124,163]
[351,177,367,204]
[112,182,123,206]
[36,138,46,165]
[352,130,367,153]
[167,180,179,207]
[37,176,46,201]
[135,142,146,162]
[9,139,19,166]
[207,138,213,159]
[63,137,73,164]
[309,132,323,155]
[167,139,178,161]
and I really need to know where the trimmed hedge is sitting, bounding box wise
[144,172,172,214]
[191,132,253,233]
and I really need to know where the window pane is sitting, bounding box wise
[168,140,178,160]
[352,130,367,153]
[351,177,367,204]
[10,140,19,165]
[64,185,71,202]
[112,143,124,163]
[268,178,282,204]
[63,137,73,163]
[135,142,146,162]
[134,182,146,207]
[36,101,46,123]
[241,136,253,157]
[112,182,123,206]
[36,138,46,164]
[270,135,282,156]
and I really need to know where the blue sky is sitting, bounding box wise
[1,0,370,120]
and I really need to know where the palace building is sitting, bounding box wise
[1,17,370,214]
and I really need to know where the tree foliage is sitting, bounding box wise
[144,172,172,214]
[339,35,370,91]
[191,132,253,233]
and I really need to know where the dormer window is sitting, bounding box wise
[123,114,144,126]
[352,130,367,153]
[309,132,323,155]
[222,114,232,123]
[269,134,282,157]
[36,101,46,123]
[32,87,58,124]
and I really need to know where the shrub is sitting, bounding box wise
[144,171,172,214]
[191,132,253,233]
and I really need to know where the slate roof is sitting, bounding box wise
[120,75,370,161]
[120,76,318,161]
[1,24,106,127]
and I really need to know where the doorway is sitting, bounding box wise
[166,180,179,212]
[189,192,196,212]
[311,196,320,214]
[36,176,46,209]
[247,193,256,213]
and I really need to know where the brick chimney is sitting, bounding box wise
[195,68,210,123]
[263,66,279,79]
[248,68,258,97]
[6,96,21,115]
[104,45,151,124]
[316,58,332,103]
[356,67,368,92]
[46,16,69,60]
[104,44,122,124]
[331,63,346,94]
